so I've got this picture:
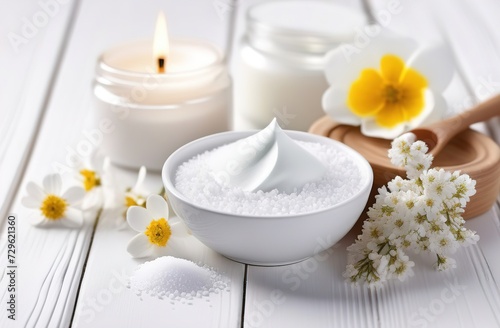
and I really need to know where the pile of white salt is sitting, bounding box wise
[129,256,228,303]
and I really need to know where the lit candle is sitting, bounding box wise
[93,12,231,170]
[153,11,168,73]
[234,1,365,131]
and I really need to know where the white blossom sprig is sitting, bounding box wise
[345,133,478,287]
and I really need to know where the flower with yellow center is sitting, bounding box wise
[74,154,110,210]
[323,32,454,139]
[126,194,188,258]
[144,218,171,246]
[80,169,101,191]
[125,193,146,208]
[22,173,85,227]
[40,194,68,220]
[348,54,427,128]
[117,166,149,220]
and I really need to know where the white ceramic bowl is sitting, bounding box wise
[162,131,373,266]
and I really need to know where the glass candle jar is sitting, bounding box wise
[234,1,365,131]
[93,39,231,171]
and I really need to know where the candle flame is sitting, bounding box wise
[153,11,169,73]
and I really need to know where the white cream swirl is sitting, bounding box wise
[210,118,326,193]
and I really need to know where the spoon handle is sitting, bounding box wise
[411,94,500,156]
[452,94,500,130]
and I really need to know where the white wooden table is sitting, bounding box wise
[1,0,500,327]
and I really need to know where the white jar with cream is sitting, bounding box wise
[234,0,365,131]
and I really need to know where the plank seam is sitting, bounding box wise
[0,0,82,231]
[68,207,102,327]
[240,265,248,328]
[224,0,238,65]
[467,246,500,324]
[360,0,377,24]
[57,226,95,328]
[25,233,71,327]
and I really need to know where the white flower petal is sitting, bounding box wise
[88,150,103,170]
[325,46,376,87]
[322,87,362,126]
[408,92,445,129]
[132,166,147,192]
[126,206,151,232]
[424,93,447,124]
[146,194,169,220]
[21,196,40,208]
[103,167,118,192]
[325,31,418,88]
[102,157,111,175]
[82,189,104,210]
[170,220,190,238]
[26,182,46,201]
[127,233,153,258]
[116,219,130,231]
[43,174,62,195]
[29,215,46,227]
[60,207,83,228]
[164,236,184,256]
[62,186,85,204]
[361,118,406,139]
[168,215,183,225]
[408,43,454,93]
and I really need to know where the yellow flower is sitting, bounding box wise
[323,32,454,139]
[348,55,427,128]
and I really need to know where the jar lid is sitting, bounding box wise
[247,1,366,54]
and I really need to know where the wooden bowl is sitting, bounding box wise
[309,116,500,219]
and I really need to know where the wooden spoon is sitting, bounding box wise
[410,95,500,156]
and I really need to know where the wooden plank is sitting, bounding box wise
[72,168,245,328]
[360,0,500,322]
[433,0,500,102]
[0,1,81,327]
[375,0,500,321]
[433,0,500,138]
[244,232,500,328]
[431,0,500,282]
[242,1,500,327]
[243,235,379,328]
[1,0,239,327]
[0,0,77,225]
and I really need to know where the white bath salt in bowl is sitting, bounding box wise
[175,141,362,216]
[129,256,229,302]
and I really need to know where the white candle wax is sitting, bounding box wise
[234,1,365,131]
[109,41,217,73]
[93,39,231,170]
